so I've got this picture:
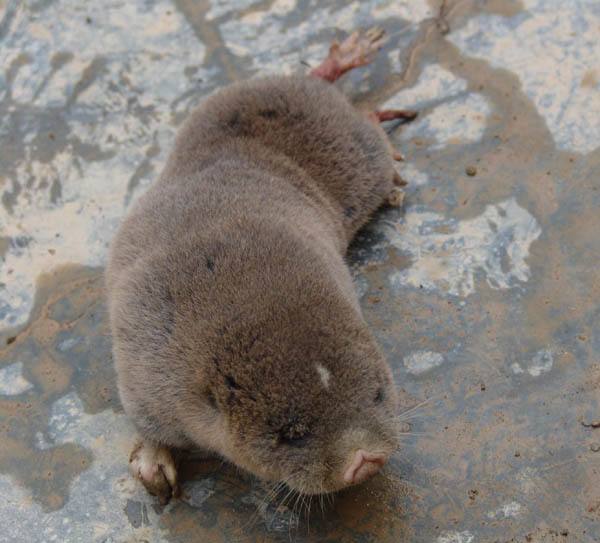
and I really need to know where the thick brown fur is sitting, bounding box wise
[107,74,400,495]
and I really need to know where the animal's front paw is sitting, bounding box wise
[129,440,179,505]
[387,187,405,207]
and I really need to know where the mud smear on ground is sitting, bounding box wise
[162,454,413,543]
[2,0,598,539]
[173,0,241,91]
[0,264,118,511]
[346,0,599,539]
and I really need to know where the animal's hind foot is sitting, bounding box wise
[310,27,386,83]
[365,109,418,163]
[129,439,180,505]
[375,109,418,123]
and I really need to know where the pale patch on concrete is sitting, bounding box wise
[437,531,474,543]
[403,351,445,375]
[370,1,433,23]
[512,349,554,377]
[57,337,80,352]
[206,0,262,20]
[352,274,370,299]
[384,64,468,109]
[395,162,430,187]
[0,0,212,330]
[316,364,331,388]
[449,0,600,153]
[0,362,34,395]
[387,49,404,75]
[0,391,170,542]
[35,430,52,451]
[516,467,539,495]
[384,64,490,149]
[219,0,431,74]
[511,362,525,375]
[527,349,553,377]
[401,94,490,149]
[386,198,541,297]
[487,501,522,519]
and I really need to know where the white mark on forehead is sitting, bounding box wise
[315,364,331,389]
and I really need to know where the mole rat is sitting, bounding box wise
[106,28,416,504]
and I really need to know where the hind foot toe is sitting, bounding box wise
[310,27,386,82]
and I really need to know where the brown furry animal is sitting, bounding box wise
[106,28,416,504]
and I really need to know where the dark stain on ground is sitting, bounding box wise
[49,177,62,204]
[66,56,107,108]
[0,264,119,511]
[344,0,599,539]
[0,237,10,262]
[0,32,117,216]
[125,136,162,204]
[124,499,150,528]
[173,0,249,85]
[160,454,414,542]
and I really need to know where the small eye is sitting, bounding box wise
[225,374,240,390]
[374,387,385,404]
[277,418,311,447]
[279,432,311,447]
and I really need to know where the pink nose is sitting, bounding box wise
[343,449,387,485]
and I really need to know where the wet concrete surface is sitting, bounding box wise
[1,0,599,541]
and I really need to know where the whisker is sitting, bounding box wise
[246,480,286,530]
[260,482,280,507]
[396,396,437,420]
[294,488,304,514]
[281,484,297,509]
[259,473,298,513]
[326,491,334,507]
[319,490,325,517]
[290,489,303,538]
[265,483,287,513]
[539,456,582,472]
[390,412,429,422]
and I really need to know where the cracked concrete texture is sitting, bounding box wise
[1,0,599,541]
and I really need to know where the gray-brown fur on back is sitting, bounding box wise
[107,74,399,493]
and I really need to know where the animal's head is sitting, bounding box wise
[195,292,399,495]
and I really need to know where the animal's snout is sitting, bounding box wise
[343,449,387,485]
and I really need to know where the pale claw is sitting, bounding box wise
[129,440,179,505]
[387,187,405,207]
